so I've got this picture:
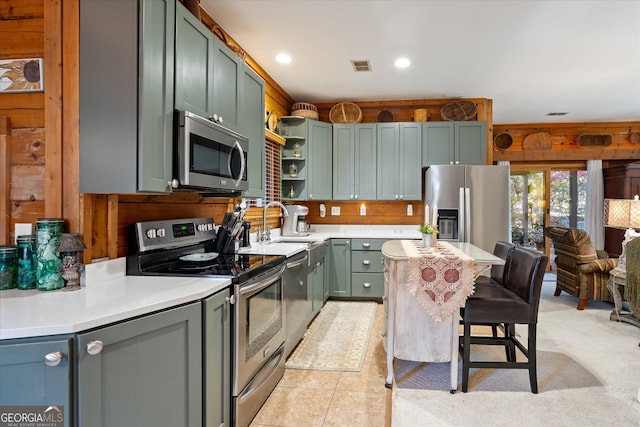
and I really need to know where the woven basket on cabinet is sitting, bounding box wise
[290,102,319,120]
[329,102,362,124]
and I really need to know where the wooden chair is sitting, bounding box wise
[459,247,548,393]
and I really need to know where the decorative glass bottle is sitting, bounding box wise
[288,186,296,198]
[293,142,302,158]
[17,235,37,289]
[0,245,18,290]
[289,162,298,177]
[36,218,65,291]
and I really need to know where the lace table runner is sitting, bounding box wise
[402,240,479,322]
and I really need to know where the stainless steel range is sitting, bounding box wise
[126,218,287,427]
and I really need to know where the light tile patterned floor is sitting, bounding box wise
[251,303,391,427]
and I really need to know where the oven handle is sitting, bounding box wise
[238,263,286,298]
[228,140,246,188]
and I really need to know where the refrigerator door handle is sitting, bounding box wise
[459,187,466,242]
[464,187,471,243]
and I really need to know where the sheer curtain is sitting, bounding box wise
[585,160,604,249]
[497,161,512,242]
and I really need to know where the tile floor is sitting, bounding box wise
[250,303,392,427]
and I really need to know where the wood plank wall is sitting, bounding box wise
[2,0,638,256]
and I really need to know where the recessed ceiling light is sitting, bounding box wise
[276,54,292,64]
[394,58,410,68]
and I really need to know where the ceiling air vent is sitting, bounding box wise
[351,60,372,72]
[546,112,568,116]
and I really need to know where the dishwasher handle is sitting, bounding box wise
[286,253,309,269]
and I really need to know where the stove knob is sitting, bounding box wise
[146,229,156,239]
[157,228,165,238]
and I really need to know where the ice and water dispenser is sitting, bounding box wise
[436,209,459,240]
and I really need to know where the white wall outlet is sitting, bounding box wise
[407,204,413,216]
[14,223,33,243]
[319,203,326,217]
[331,206,340,216]
[360,204,366,216]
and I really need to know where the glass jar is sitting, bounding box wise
[17,235,37,289]
[288,162,298,177]
[0,245,18,290]
[36,218,65,291]
[293,142,301,158]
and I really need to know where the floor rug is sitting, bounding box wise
[285,301,376,371]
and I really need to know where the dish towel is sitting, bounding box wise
[402,240,478,322]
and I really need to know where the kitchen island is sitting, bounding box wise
[381,239,504,392]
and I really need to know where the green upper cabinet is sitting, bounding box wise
[422,121,487,166]
[307,120,333,200]
[282,117,332,201]
[240,65,266,198]
[175,4,213,118]
[175,1,242,133]
[376,123,422,200]
[333,124,376,200]
[79,0,175,194]
[212,38,242,133]
[456,121,487,165]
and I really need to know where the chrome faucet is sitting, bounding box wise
[259,201,289,243]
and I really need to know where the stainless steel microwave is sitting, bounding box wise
[173,110,249,194]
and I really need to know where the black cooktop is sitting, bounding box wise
[126,217,285,283]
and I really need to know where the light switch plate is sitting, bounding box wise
[331,206,340,216]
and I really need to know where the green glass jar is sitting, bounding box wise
[0,245,18,290]
[36,218,65,291]
[17,235,37,289]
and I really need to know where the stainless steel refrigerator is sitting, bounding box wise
[423,165,510,253]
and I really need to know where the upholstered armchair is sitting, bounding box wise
[543,227,618,310]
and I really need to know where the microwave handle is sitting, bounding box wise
[229,140,246,188]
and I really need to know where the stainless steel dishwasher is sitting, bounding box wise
[283,249,309,358]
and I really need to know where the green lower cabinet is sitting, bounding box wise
[77,302,203,427]
[351,273,385,298]
[0,336,74,427]
[307,256,326,322]
[350,239,385,299]
[203,288,232,427]
[328,239,351,297]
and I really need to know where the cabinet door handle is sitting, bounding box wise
[225,294,236,305]
[362,282,371,288]
[354,194,359,200]
[44,351,65,367]
[362,260,370,265]
[309,194,313,199]
[86,340,104,356]
[362,243,370,248]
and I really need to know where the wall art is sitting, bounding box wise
[0,58,44,93]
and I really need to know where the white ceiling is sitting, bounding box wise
[200,0,640,124]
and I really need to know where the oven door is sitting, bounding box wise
[233,262,286,395]
[176,110,248,192]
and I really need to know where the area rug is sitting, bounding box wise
[285,301,376,371]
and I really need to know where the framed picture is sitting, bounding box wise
[0,58,44,93]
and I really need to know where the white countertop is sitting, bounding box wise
[237,224,421,257]
[0,258,231,340]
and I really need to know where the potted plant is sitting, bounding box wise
[419,224,438,248]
